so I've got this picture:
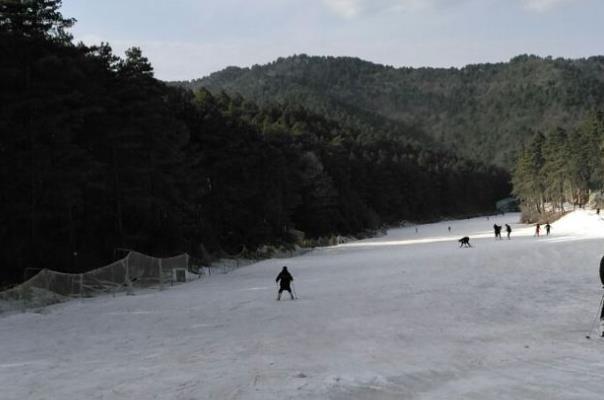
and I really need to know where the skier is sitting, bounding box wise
[600,257,604,337]
[493,224,502,240]
[448,226,451,233]
[275,266,294,300]
[535,223,541,237]
[505,224,512,240]
[545,223,551,236]
[600,306,604,337]
[458,236,471,247]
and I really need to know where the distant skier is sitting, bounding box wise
[598,208,601,216]
[545,223,551,236]
[275,266,294,300]
[505,224,512,240]
[448,226,451,233]
[535,223,541,237]
[600,304,604,337]
[458,236,471,247]
[493,224,502,240]
[600,256,604,337]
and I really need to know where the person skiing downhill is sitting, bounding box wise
[276,266,294,300]
[545,223,551,236]
[599,298,604,338]
[505,224,512,239]
[535,223,541,237]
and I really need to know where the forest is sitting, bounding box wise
[512,112,604,219]
[0,0,511,285]
[178,54,604,170]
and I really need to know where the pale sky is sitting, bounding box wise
[61,0,603,81]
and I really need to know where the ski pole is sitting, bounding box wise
[585,291,604,339]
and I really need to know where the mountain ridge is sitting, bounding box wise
[172,53,604,169]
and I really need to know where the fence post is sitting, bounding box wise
[159,258,164,291]
[20,286,25,313]
[125,258,129,283]
[124,259,134,296]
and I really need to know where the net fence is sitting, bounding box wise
[0,252,189,313]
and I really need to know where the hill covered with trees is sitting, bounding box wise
[512,112,604,220]
[176,54,604,169]
[0,0,509,285]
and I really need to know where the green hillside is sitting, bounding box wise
[175,54,604,169]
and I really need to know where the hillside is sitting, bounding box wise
[0,3,510,285]
[175,54,604,169]
[3,210,604,399]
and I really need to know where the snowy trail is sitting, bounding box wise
[3,210,604,399]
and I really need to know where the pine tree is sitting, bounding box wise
[512,132,545,213]
[0,0,74,41]
[541,128,570,211]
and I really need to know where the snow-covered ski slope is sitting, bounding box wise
[3,210,604,400]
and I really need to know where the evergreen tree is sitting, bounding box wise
[541,128,570,211]
[512,132,545,213]
[0,0,74,40]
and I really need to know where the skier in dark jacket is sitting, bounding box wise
[505,224,512,239]
[276,266,294,300]
[493,224,502,240]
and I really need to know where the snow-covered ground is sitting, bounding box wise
[2,210,604,400]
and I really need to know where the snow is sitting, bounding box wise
[2,210,604,399]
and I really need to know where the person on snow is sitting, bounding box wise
[276,266,295,300]
[458,236,471,247]
[493,224,502,240]
[505,224,512,240]
[600,256,604,337]
[545,223,551,236]
[600,303,604,338]
[535,223,541,237]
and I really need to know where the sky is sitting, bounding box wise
[61,0,604,81]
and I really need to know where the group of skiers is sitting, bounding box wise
[459,221,553,248]
[278,220,557,299]
[534,223,551,237]
[492,222,551,240]
[492,224,512,240]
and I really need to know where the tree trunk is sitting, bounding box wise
[112,144,124,246]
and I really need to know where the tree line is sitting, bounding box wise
[512,112,604,217]
[0,0,510,285]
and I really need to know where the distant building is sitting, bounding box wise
[496,197,519,213]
